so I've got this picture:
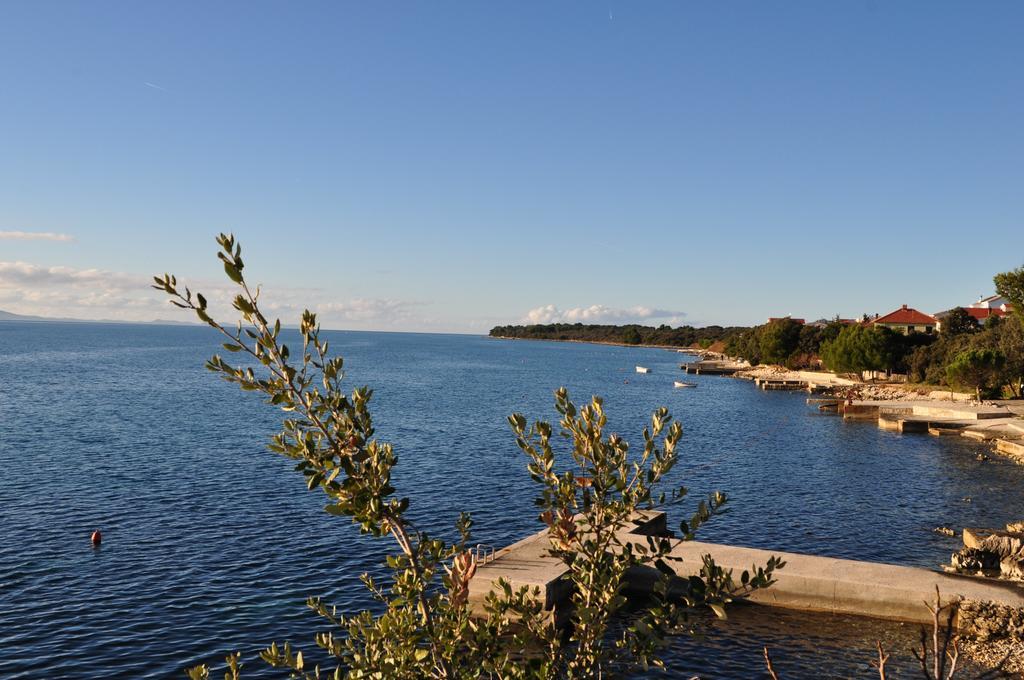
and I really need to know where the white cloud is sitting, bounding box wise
[0,231,74,242]
[260,296,423,327]
[0,260,430,329]
[0,261,139,289]
[317,298,419,322]
[0,261,160,318]
[524,304,687,326]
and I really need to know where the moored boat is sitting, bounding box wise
[635,366,651,374]
[674,380,697,388]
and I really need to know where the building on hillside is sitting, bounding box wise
[766,316,805,324]
[968,294,1014,319]
[870,304,937,335]
[934,294,1014,330]
[971,294,1012,310]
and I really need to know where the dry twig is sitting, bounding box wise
[763,646,780,680]
[870,641,890,679]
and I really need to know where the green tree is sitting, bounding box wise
[488,323,745,349]
[622,326,642,345]
[985,319,1024,398]
[994,265,1024,321]
[906,333,969,386]
[941,307,978,336]
[157,235,780,679]
[946,349,1007,401]
[1001,319,1024,397]
[725,327,761,365]
[820,325,893,376]
[758,318,802,365]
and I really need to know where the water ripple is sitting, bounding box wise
[2,322,1022,677]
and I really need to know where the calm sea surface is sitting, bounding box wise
[2,322,1022,678]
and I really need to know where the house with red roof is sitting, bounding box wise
[967,294,1014,319]
[934,294,1014,330]
[870,304,937,335]
[962,307,1006,324]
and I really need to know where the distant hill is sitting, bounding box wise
[0,309,198,326]
[0,309,52,322]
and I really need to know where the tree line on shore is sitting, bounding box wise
[725,266,1024,399]
[488,322,745,348]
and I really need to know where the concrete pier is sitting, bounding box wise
[841,404,881,420]
[996,438,1024,462]
[467,512,667,623]
[682,360,743,375]
[467,513,1024,628]
[963,430,1000,441]
[666,540,1024,625]
[828,400,1024,446]
[755,378,808,391]
[929,426,963,437]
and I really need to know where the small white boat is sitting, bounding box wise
[635,366,651,374]
[674,380,697,388]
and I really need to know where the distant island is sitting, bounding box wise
[0,309,198,326]
[488,322,746,349]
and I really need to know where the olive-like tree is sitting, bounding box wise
[994,266,1024,321]
[156,235,781,679]
[946,349,1007,402]
[941,308,978,336]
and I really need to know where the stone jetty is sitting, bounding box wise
[681,360,745,375]
[467,511,1024,628]
[818,398,1024,459]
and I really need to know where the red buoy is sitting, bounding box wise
[91,530,102,546]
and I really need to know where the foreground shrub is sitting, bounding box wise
[157,235,780,679]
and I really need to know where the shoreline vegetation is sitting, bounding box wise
[490,266,1024,401]
[488,323,744,353]
[488,334,711,351]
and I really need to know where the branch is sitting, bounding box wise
[869,641,889,680]
[763,646,780,680]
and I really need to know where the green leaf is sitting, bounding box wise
[654,558,676,577]
[223,261,243,283]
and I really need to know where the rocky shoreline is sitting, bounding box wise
[733,363,973,402]
[960,598,1024,674]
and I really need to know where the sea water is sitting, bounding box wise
[2,322,1020,677]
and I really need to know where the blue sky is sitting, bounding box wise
[1,2,1021,331]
